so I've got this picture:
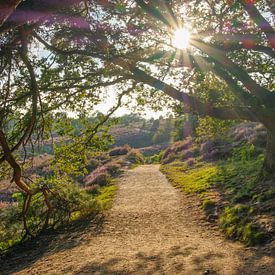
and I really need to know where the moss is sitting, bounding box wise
[160,162,217,194]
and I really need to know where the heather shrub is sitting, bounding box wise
[173,137,193,153]
[200,140,232,161]
[84,165,110,186]
[230,122,267,148]
[86,158,101,172]
[186,158,196,167]
[105,162,121,176]
[161,147,175,162]
[109,145,130,156]
[179,150,195,161]
[125,149,144,164]
[162,152,176,164]
[96,153,111,163]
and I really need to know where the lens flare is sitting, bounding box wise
[173,28,190,49]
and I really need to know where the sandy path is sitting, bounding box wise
[1,165,274,274]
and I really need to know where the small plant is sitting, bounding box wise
[84,165,110,186]
[231,143,256,163]
[109,145,130,156]
[125,149,144,164]
[219,205,267,245]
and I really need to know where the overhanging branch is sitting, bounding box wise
[129,67,262,122]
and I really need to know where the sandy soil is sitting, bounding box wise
[1,165,274,274]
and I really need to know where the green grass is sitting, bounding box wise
[160,161,217,194]
[96,182,118,209]
[161,151,273,246]
[219,205,267,246]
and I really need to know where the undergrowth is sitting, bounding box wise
[0,181,118,253]
[161,144,274,246]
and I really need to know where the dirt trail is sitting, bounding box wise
[1,165,274,274]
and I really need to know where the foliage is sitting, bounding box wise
[160,162,217,194]
[0,0,274,252]
[125,149,145,165]
[146,151,164,164]
[219,206,267,246]
[161,141,274,245]
[196,116,236,143]
[95,184,118,210]
[0,179,99,253]
[109,145,130,156]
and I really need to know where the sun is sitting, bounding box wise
[172,28,190,49]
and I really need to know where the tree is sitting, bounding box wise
[0,0,274,209]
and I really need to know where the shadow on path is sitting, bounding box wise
[0,214,104,275]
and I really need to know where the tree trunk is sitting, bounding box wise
[263,130,275,177]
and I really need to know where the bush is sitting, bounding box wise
[219,205,267,245]
[146,151,164,164]
[105,162,121,176]
[125,149,144,164]
[162,153,176,164]
[173,137,193,153]
[86,158,100,172]
[84,166,110,186]
[109,145,130,156]
[200,140,232,161]
[230,122,267,149]
[0,178,100,253]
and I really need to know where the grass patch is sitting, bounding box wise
[161,148,274,246]
[95,183,118,209]
[160,162,217,194]
[219,205,267,246]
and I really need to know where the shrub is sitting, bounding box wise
[161,148,175,162]
[105,162,121,176]
[109,145,130,156]
[162,152,177,164]
[86,158,100,172]
[200,140,232,160]
[0,178,99,253]
[173,137,193,153]
[146,151,164,164]
[125,149,144,164]
[84,165,110,186]
[230,122,267,148]
[179,150,195,161]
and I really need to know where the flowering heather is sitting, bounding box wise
[84,165,109,186]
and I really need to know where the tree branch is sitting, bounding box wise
[129,67,267,122]
[221,44,275,58]
[241,1,275,48]
[0,0,22,27]
[191,39,275,106]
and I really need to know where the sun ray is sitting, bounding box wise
[172,28,190,49]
